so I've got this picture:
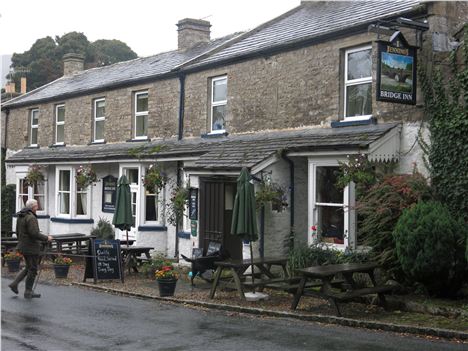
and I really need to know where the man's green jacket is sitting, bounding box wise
[16,208,49,255]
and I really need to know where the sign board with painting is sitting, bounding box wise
[102,175,117,212]
[188,188,198,220]
[376,32,417,105]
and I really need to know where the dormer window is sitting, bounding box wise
[344,46,372,120]
[210,76,227,133]
[30,109,39,146]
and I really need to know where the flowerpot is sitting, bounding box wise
[6,260,21,273]
[157,278,177,297]
[53,264,70,279]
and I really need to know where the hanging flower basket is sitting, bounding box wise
[255,181,288,212]
[143,164,166,193]
[76,165,97,188]
[25,164,45,186]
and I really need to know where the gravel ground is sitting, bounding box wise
[3,260,467,334]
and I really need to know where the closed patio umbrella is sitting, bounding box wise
[231,167,259,293]
[112,175,133,248]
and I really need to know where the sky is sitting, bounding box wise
[0,0,300,58]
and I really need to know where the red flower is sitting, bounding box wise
[311,225,317,231]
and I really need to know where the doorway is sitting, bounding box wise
[199,178,242,260]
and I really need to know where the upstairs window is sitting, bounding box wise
[210,76,227,133]
[55,104,65,144]
[30,109,39,146]
[344,46,372,120]
[134,92,148,139]
[93,98,105,142]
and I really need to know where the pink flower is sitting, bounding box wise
[311,225,317,231]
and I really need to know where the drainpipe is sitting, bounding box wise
[178,74,186,141]
[260,201,265,259]
[3,108,10,150]
[281,151,295,251]
[175,161,182,260]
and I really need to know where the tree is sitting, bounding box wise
[9,32,138,91]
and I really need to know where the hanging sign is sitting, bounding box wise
[188,188,198,220]
[376,32,417,105]
[191,220,198,237]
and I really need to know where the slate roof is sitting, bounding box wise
[2,33,242,108]
[7,123,399,170]
[3,1,423,109]
[178,0,422,70]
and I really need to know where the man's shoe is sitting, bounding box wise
[8,283,19,294]
[24,291,41,299]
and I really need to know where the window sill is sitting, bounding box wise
[201,131,229,138]
[126,138,151,142]
[26,145,40,149]
[13,214,50,219]
[137,225,167,232]
[89,140,106,145]
[49,143,66,148]
[50,217,94,224]
[331,117,376,128]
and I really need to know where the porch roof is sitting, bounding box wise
[6,123,400,169]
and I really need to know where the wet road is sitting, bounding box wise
[1,278,465,351]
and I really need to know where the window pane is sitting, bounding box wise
[76,192,87,215]
[57,124,64,143]
[56,106,65,122]
[212,105,226,131]
[31,111,39,125]
[346,83,372,117]
[126,169,139,184]
[59,170,70,191]
[135,115,147,137]
[347,49,371,80]
[318,206,344,244]
[213,78,227,102]
[95,100,105,117]
[316,166,343,203]
[34,195,44,211]
[136,93,148,112]
[95,120,104,140]
[31,128,38,145]
[33,182,44,195]
[145,194,158,221]
[131,192,137,227]
[20,179,28,194]
[59,193,70,214]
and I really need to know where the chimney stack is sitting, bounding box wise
[5,82,15,93]
[177,18,211,51]
[20,77,27,94]
[63,53,85,76]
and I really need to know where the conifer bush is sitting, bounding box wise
[393,201,467,297]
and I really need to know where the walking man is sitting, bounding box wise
[9,199,53,298]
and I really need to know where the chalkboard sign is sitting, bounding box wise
[188,188,198,220]
[102,175,117,212]
[84,239,123,283]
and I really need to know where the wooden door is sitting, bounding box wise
[199,178,241,260]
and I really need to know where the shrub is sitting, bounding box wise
[90,217,115,240]
[358,173,431,281]
[393,201,467,297]
[1,184,16,233]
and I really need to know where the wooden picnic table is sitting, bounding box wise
[120,246,153,273]
[291,262,394,316]
[209,256,290,300]
[51,234,96,254]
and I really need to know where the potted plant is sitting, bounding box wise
[3,251,22,272]
[75,165,97,188]
[53,255,73,278]
[143,164,166,194]
[155,261,179,297]
[90,217,115,240]
[25,164,45,186]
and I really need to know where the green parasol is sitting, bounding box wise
[112,175,133,247]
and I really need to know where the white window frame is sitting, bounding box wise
[16,172,48,216]
[30,109,39,146]
[119,164,141,239]
[55,104,65,145]
[344,45,372,121]
[55,166,92,219]
[134,91,148,140]
[308,158,356,251]
[141,166,165,226]
[210,76,227,134]
[93,98,106,142]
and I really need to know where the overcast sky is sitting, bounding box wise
[0,0,300,57]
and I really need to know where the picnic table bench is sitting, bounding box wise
[51,234,95,255]
[209,256,290,300]
[291,262,394,316]
[120,246,153,273]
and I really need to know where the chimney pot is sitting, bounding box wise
[63,53,85,76]
[20,77,27,94]
[177,18,211,51]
